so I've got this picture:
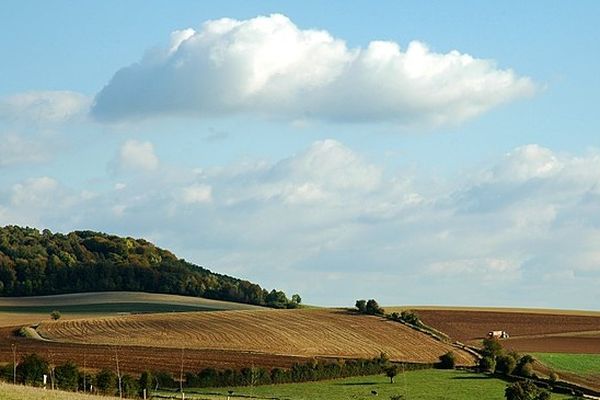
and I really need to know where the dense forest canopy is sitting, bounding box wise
[0,225,299,308]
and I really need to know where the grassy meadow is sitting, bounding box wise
[534,352,600,376]
[0,382,120,400]
[161,369,572,400]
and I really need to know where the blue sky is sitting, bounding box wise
[1,1,600,308]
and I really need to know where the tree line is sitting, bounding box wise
[0,351,432,397]
[0,226,300,309]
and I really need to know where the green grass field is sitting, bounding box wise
[162,369,572,400]
[534,352,600,376]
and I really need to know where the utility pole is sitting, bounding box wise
[83,352,87,393]
[180,347,185,400]
[11,343,16,385]
[115,347,122,399]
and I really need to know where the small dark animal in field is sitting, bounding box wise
[371,390,378,395]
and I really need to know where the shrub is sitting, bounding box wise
[438,352,456,369]
[495,354,517,375]
[479,356,496,373]
[50,310,61,320]
[505,380,550,400]
[400,310,420,326]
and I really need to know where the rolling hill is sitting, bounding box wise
[0,225,298,309]
[36,308,477,366]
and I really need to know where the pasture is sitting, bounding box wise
[36,309,476,366]
[0,382,120,400]
[534,352,600,376]
[161,369,572,400]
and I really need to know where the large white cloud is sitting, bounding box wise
[3,141,600,308]
[92,14,535,125]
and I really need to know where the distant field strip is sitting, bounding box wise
[37,309,476,365]
[0,291,262,310]
[0,291,262,327]
[534,352,600,375]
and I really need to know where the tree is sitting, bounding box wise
[139,370,154,395]
[17,353,49,386]
[505,380,551,400]
[479,356,496,373]
[384,364,399,383]
[400,310,420,325]
[95,369,117,395]
[366,299,384,315]
[355,300,367,313]
[438,352,456,369]
[55,361,79,391]
[291,294,302,305]
[515,354,535,378]
[496,354,517,375]
[482,338,503,358]
[50,310,61,320]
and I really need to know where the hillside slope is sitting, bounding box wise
[37,308,477,366]
[0,225,297,308]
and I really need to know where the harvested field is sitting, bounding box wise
[0,327,309,375]
[36,309,476,366]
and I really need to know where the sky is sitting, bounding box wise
[1,1,600,308]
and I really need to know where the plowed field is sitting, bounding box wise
[36,309,476,366]
[414,308,600,354]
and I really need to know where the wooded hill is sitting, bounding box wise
[0,226,298,308]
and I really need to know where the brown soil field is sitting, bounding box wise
[413,308,600,354]
[36,309,476,366]
[0,327,310,375]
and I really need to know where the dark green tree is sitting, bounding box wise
[17,353,49,386]
[138,370,154,395]
[479,356,496,373]
[438,352,456,369]
[505,380,551,400]
[95,369,117,395]
[496,354,517,375]
[384,364,399,383]
[355,300,367,313]
[366,299,384,315]
[55,361,79,391]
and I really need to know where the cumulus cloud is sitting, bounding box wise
[92,14,535,126]
[0,132,50,167]
[115,140,159,172]
[0,91,90,124]
[4,141,600,308]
